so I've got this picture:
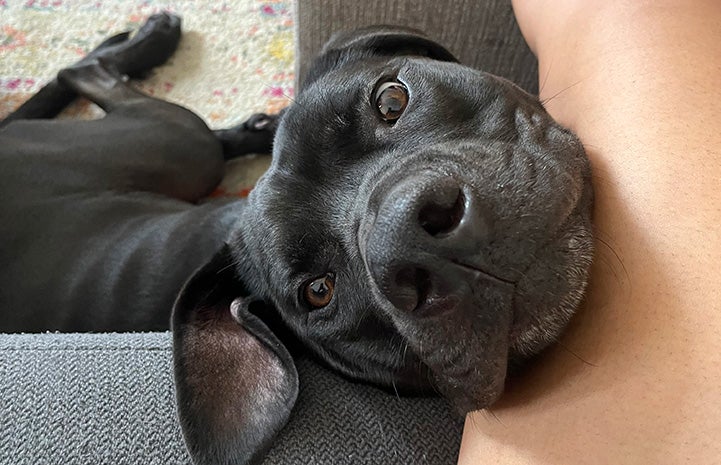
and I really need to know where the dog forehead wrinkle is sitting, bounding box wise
[296,69,367,118]
[273,121,370,193]
[399,60,502,106]
[256,165,360,257]
[396,61,549,145]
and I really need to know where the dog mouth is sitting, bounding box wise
[373,259,517,413]
[357,169,522,412]
[357,154,591,412]
[452,260,516,286]
[400,260,515,317]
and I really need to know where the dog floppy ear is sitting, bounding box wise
[172,245,298,465]
[302,25,458,89]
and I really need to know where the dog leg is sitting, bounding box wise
[0,12,181,128]
[47,58,224,201]
[56,60,150,113]
[213,112,281,159]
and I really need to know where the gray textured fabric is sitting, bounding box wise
[0,332,463,465]
[294,0,538,93]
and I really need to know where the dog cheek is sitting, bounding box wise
[511,225,594,356]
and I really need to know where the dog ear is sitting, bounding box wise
[302,25,458,89]
[172,245,298,465]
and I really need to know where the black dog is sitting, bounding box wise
[0,13,594,465]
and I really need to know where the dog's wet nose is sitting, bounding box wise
[365,172,486,313]
[418,186,465,236]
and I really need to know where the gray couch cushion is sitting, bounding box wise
[0,332,463,464]
[294,0,537,93]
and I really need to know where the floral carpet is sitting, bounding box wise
[0,0,295,195]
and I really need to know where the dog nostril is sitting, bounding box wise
[394,267,432,311]
[418,189,465,236]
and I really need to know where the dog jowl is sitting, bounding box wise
[174,26,593,465]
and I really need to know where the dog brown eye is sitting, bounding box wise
[303,274,335,308]
[374,81,408,122]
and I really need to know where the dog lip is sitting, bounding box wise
[410,261,515,317]
[450,260,516,287]
[412,293,463,317]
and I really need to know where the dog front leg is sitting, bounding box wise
[213,111,282,159]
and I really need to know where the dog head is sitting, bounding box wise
[173,26,594,465]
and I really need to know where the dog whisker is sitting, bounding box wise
[539,54,555,95]
[216,262,235,274]
[485,407,504,425]
[589,173,619,191]
[467,410,482,431]
[540,77,587,106]
[584,162,621,191]
[425,369,443,398]
[262,82,302,108]
[594,232,631,295]
[391,378,401,401]
[556,341,597,367]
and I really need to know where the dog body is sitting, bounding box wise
[0,15,594,465]
[0,98,241,331]
[0,14,274,333]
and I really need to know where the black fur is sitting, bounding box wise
[0,15,593,465]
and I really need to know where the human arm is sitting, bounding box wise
[459,2,721,463]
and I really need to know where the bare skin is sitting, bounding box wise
[458,1,721,464]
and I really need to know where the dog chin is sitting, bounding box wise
[396,271,515,415]
[429,341,509,415]
[447,378,507,415]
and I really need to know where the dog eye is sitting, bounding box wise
[303,273,335,308]
[374,81,408,122]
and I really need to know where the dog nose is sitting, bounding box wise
[417,184,465,236]
[365,172,486,313]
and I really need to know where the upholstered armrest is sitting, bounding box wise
[0,332,462,464]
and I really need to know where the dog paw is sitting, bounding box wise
[214,113,280,159]
[92,31,132,51]
[81,12,182,79]
[133,12,182,47]
[244,113,279,131]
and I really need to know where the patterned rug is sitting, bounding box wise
[0,0,295,194]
